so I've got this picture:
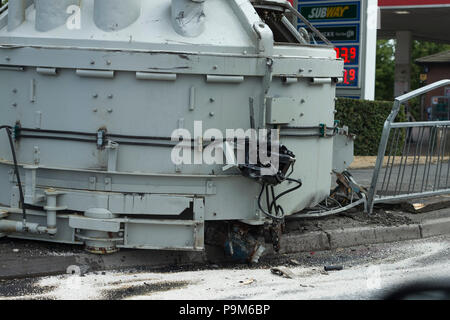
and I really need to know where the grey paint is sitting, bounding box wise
[0,0,344,251]
[35,0,79,32]
[94,0,141,32]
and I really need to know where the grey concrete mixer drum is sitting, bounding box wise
[0,0,351,255]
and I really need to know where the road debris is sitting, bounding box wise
[239,279,255,285]
[324,265,344,272]
[290,259,301,265]
[270,267,296,279]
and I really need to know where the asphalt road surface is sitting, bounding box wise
[1,234,449,300]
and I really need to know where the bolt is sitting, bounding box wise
[90,60,95,65]
[106,60,111,65]
[107,109,113,113]
[209,98,215,103]
[12,103,17,107]
[108,94,113,99]
[5,56,10,61]
[213,65,218,70]
[12,89,17,94]
[93,108,98,113]
[209,112,215,117]
[92,94,98,98]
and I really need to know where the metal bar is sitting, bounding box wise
[434,127,445,191]
[380,127,397,194]
[394,128,408,195]
[285,2,333,46]
[446,132,450,188]
[390,121,450,128]
[288,197,366,219]
[136,72,177,81]
[407,127,421,194]
[372,188,450,204]
[436,126,447,190]
[396,80,450,104]
[424,126,438,192]
[385,128,401,195]
[420,127,434,192]
[398,127,412,195]
[411,126,426,193]
[206,75,244,83]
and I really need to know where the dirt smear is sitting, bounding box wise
[102,280,190,300]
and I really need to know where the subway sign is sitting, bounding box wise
[298,0,363,90]
[300,2,360,22]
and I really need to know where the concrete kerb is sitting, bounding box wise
[279,231,330,254]
[279,217,450,253]
[420,217,450,238]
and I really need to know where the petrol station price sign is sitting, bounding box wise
[297,0,363,90]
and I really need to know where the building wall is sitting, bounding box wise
[423,63,450,109]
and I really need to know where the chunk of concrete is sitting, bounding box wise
[328,226,377,249]
[420,217,450,238]
[373,224,421,243]
[279,231,330,254]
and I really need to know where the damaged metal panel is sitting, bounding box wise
[108,194,192,215]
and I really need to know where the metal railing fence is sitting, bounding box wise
[367,79,450,213]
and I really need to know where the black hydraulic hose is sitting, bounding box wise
[258,178,303,221]
[270,178,303,211]
[259,183,283,220]
[0,125,27,226]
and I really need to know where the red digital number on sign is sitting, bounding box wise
[334,46,358,65]
[339,67,358,87]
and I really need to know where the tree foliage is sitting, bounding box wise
[336,98,405,156]
[375,40,395,101]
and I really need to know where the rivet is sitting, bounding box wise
[92,94,98,98]
[107,109,113,113]
[12,89,17,94]
[90,60,95,65]
[106,60,111,65]
[213,65,218,70]
[209,98,215,103]
[12,103,17,107]
[5,56,10,61]
[108,94,113,99]
[209,112,215,117]
[93,108,98,113]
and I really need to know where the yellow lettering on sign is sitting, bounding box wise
[340,6,349,17]
[326,5,350,18]
[326,7,335,17]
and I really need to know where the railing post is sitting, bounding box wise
[367,100,401,213]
